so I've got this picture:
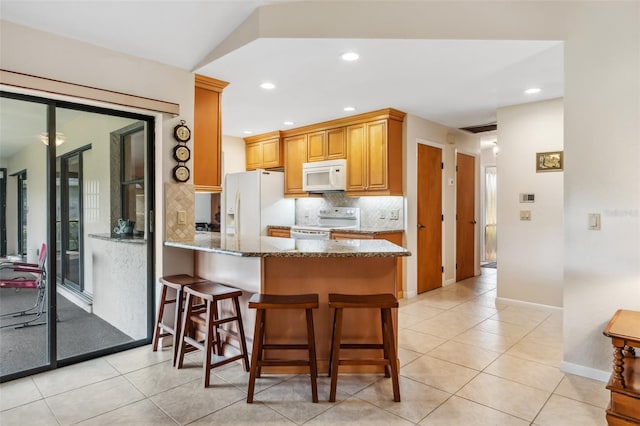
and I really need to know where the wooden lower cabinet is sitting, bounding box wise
[331,231,404,298]
[267,227,291,238]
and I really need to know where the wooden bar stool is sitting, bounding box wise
[328,293,400,402]
[247,293,319,403]
[176,281,250,387]
[152,274,207,365]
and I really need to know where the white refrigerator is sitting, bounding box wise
[222,170,294,237]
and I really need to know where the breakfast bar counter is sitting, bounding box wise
[165,232,410,373]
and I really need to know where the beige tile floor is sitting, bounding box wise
[0,268,610,425]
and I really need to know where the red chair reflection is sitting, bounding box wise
[0,243,47,329]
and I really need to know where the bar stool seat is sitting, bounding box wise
[247,293,319,403]
[176,281,250,387]
[152,274,208,365]
[328,293,400,402]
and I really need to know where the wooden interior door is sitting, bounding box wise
[456,152,476,281]
[417,144,442,293]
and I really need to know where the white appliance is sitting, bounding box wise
[222,170,294,236]
[290,207,360,240]
[302,159,347,193]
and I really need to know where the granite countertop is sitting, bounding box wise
[89,233,147,244]
[165,232,410,258]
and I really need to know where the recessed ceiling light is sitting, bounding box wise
[283,121,294,126]
[524,87,541,94]
[243,130,253,135]
[260,82,276,90]
[343,106,356,112]
[341,52,359,61]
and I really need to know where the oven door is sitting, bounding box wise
[290,228,331,240]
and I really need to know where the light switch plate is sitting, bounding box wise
[588,213,601,230]
[177,210,187,225]
[520,210,531,221]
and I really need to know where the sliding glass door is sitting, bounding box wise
[0,92,155,381]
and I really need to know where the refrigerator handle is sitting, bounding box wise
[234,191,241,235]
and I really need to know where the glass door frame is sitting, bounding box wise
[0,90,156,383]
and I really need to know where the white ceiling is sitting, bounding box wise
[0,1,563,147]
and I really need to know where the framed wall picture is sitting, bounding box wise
[536,151,563,172]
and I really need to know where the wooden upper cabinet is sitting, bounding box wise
[244,131,283,170]
[307,127,346,162]
[193,74,228,192]
[345,111,404,196]
[284,134,308,196]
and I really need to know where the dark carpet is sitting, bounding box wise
[482,261,497,269]
[0,288,133,376]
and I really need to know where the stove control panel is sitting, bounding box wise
[318,207,359,219]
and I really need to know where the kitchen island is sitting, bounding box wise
[165,232,410,373]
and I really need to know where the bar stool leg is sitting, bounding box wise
[152,284,169,352]
[247,308,265,403]
[233,296,250,371]
[382,308,400,402]
[171,287,185,366]
[305,307,319,403]
[203,301,214,388]
[380,308,390,378]
[329,307,344,402]
[176,293,193,369]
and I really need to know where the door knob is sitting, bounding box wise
[417,224,426,229]
[470,220,477,225]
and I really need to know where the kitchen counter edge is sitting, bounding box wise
[164,233,410,258]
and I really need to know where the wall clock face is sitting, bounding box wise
[173,122,191,142]
[172,165,190,182]
[173,145,191,162]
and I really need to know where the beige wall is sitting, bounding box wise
[497,98,564,308]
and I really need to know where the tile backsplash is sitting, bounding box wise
[295,194,404,229]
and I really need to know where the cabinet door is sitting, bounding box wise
[284,134,307,196]
[245,142,262,170]
[346,124,366,191]
[326,127,346,159]
[268,228,291,238]
[366,119,388,191]
[331,232,374,240]
[194,86,222,190]
[307,131,326,162]
[261,138,281,168]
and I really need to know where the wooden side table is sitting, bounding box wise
[602,309,640,425]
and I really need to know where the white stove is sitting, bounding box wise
[290,207,360,240]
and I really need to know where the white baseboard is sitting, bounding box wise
[404,290,417,299]
[444,278,455,286]
[496,296,563,312]
[560,361,610,383]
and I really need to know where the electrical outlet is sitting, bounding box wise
[390,209,399,220]
[177,210,187,225]
[379,210,386,219]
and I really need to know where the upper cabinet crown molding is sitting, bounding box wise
[194,74,229,93]
[281,108,406,137]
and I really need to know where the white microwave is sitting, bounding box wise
[302,159,347,192]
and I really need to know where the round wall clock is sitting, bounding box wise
[173,145,191,162]
[173,120,191,143]
[172,165,190,182]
